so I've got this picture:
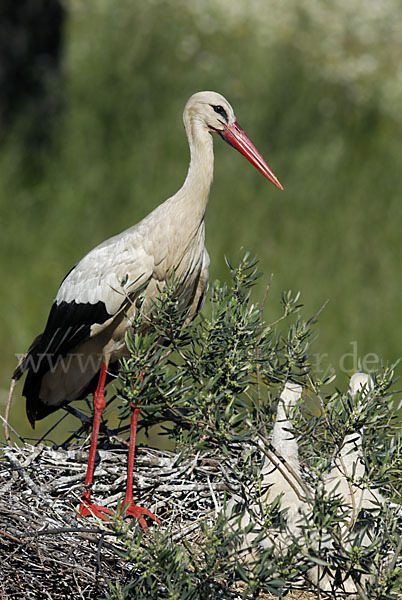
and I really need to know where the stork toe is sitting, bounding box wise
[121,500,161,530]
[78,499,114,521]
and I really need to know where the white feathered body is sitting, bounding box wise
[225,383,306,558]
[16,92,232,424]
[42,195,210,405]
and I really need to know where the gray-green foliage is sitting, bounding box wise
[107,255,401,599]
[118,254,309,456]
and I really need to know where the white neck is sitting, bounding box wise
[271,399,301,475]
[172,113,215,222]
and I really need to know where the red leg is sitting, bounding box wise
[78,364,160,529]
[120,401,160,529]
[79,360,113,520]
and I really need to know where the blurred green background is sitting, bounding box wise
[1,0,401,443]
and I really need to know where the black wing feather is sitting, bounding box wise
[15,299,116,426]
[14,299,112,382]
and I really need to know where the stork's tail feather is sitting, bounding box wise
[26,396,63,429]
[24,360,119,429]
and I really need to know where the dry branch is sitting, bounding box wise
[0,441,229,600]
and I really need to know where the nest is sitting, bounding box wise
[0,440,228,600]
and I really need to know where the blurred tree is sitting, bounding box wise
[0,0,65,143]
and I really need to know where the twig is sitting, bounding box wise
[4,352,27,447]
[0,528,23,544]
[387,534,402,576]
[261,273,273,312]
[207,476,220,516]
[355,580,369,600]
[171,515,211,543]
[255,431,311,501]
[33,527,110,537]
[4,450,52,505]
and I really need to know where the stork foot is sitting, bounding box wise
[78,495,114,521]
[121,499,161,530]
[78,492,160,530]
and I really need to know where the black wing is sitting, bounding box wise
[14,299,113,382]
[14,299,118,426]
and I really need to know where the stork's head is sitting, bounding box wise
[184,91,283,190]
[349,372,373,398]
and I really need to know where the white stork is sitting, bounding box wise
[309,372,398,594]
[225,382,308,558]
[323,372,391,524]
[13,91,283,527]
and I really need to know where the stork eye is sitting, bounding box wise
[211,104,228,122]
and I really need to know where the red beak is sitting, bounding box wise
[219,121,283,191]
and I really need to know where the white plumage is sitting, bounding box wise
[225,382,307,557]
[14,91,282,422]
[308,372,396,595]
[324,373,377,519]
[13,90,282,523]
[225,373,399,596]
